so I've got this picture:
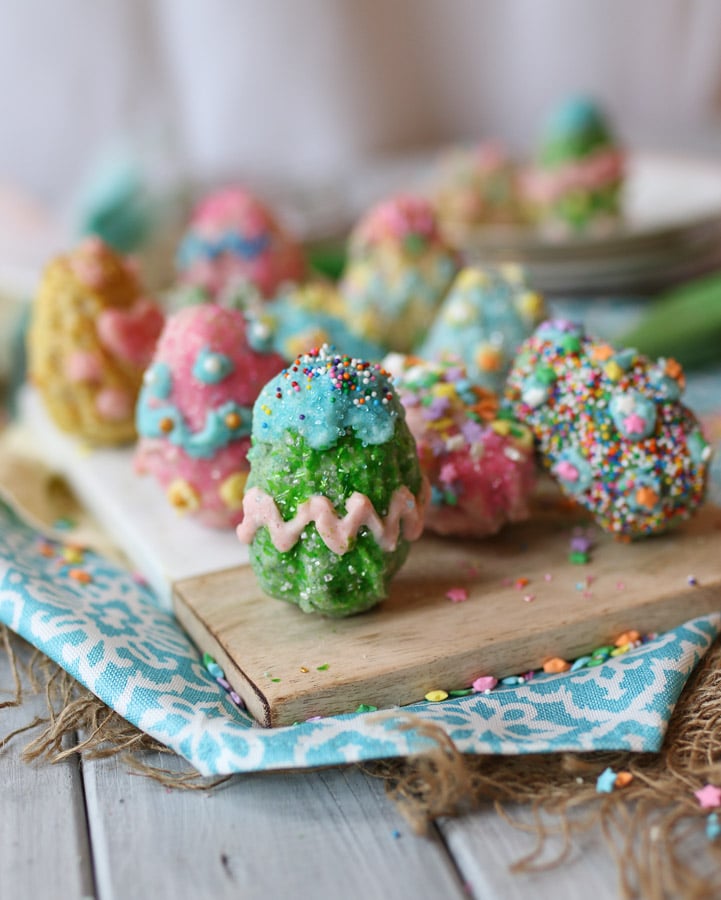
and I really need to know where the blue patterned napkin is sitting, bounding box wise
[0,500,717,776]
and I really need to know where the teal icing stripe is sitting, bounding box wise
[137,392,252,459]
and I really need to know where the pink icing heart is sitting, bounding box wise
[97,299,164,368]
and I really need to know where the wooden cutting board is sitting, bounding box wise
[174,503,721,727]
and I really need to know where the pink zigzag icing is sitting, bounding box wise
[236,482,428,555]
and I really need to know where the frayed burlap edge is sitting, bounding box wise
[3,625,721,899]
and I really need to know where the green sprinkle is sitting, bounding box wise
[560,335,581,354]
[535,365,557,385]
[356,703,378,713]
[448,688,474,697]
[202,652,215,667]
[569,551,589,564]
[316,663,329,671]
[271,677,281,683]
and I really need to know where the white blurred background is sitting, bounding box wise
[2,0,721,210]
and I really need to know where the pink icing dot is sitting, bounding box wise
[65,351,103,384]
[96,388,132,421]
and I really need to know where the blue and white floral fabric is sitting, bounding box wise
[0,500,717,776]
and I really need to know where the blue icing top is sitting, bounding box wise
[252,345,402,450]
[545,96,606,140]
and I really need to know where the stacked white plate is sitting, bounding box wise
[457,153,721,295]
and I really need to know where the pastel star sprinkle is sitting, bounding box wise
[445,587,468,603]
[596,768,618,793]
[623,413,647,435]
[695,784,721,809]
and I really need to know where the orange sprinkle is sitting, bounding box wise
[38,543,55,558]
[591,344,615,362]
[515,577,530,589]
[615,771,634,788]
[635,487,659,509]
[543,657,571,674]
[69,569,92,584]
[665,358,684,381]
[615,630,640,647]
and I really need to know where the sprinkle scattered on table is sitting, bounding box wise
[472,676,498,693]
[706,813,721,841]
[425,689,449,703]
[445,586,468,603]
[695,784,721,808]
[596,768,618,793]
[68,569,92,584]
[543,657,571,674]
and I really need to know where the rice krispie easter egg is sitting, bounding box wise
[28,236,164,445]
[176,186,305,302]
[339,195,459,353]
[433,141,525,238]
[522,97,625,234]
[419,265,546,393]
[134,304,285,528]
[505,319,711,538]
[244,280,384,364]
[237,345,428,616]
[386,355,535,538]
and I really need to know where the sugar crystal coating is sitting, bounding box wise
[339,195,459,353]
[28,236,164,445]
[134,303,285,528]
[176,186,305,300]
[388,354,535,537]
[419,265,547,392]
[239,345,426,616]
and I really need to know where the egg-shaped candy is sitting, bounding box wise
[387,354,536,538]
[339,194,459,353]
[505,319,711,538]
[176,186,306,302]
[419,265,546,393]
[28,236,164,445]
[237,345,428,616]
[134,304,285,528]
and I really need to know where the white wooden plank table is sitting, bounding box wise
[0,636,631,900]
[0,630,629,900]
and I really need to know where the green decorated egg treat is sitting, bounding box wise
[237,345,427,616]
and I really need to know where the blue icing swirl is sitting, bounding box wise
[177,230,270,268]
[251,345,402,450]
[192,347,235,384]
[142,362,172,400]
[137,382,252,459]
